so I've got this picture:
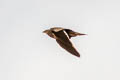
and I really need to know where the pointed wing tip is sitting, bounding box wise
[73,52,80,57]
[76,54,80,58]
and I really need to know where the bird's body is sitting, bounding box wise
[43,27,86,57]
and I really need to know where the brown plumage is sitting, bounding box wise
[43,27,86,57]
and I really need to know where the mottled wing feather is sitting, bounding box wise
[53,30,80,57]
[64,29,82,39]
[52,30,71,44]
[56,39,80,57]
[64,29,73,38]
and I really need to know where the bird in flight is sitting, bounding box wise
[43,27,86,57]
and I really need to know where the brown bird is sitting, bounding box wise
[43,27,86,57]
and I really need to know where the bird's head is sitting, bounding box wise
[43,29,55,39]
[43,29,50,34]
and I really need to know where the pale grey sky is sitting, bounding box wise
[0,0,120,80]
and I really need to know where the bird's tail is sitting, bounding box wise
[76,32,86,36]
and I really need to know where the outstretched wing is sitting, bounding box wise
[64,29,86,39]
[53,30,80,57]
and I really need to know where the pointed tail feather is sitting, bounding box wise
[76,33,86,36]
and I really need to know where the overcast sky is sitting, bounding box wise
[0,0,120,80]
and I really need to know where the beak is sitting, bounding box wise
[43,30,46,33]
